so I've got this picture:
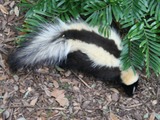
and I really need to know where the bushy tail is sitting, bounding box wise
[8,20,71,72]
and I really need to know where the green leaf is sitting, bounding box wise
[139,40,147,47]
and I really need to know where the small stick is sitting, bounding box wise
[71,70,92,89]
[37,107,65,110]
[139,74,148,80]
[127,103,142,108]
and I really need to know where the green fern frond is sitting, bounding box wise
[148,0,160,21]
[122,0,148,20]
[122,18,160,76]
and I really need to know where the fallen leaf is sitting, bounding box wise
[3,92,9,104]
[14,85,18,91]
[82,101,91,108]
[149,113,155,120]
[64,70,71,77]
[110,112,119,120]
[152,100,157,105]
[37,117,46,120]
[56,97,69,107]
[73,86,80,92]
[53,80,59,88]
[23,87,32,98]
[9,1,15,8]
[2,110,10,120]
[43,86,51,97]
[37,67,49,74]
[20,89,25,93]
[111,93,119,102]
[13,75,19,81]
[14,6,19,16]
[73,102,81,108]
[51,88,69,107]
[51,89,65,98]
[110,88,119,93]
[0,76,6,81]
[30,97,38,106]
[0,4,8,14]
[7,13,15,22]
[3,1,10,6]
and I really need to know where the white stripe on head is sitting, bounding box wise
[121,68,139,85]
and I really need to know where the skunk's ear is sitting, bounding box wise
[121,80,139,97]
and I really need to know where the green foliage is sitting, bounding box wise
[19,0,160,76]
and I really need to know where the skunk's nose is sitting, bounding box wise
[121,80,138,97]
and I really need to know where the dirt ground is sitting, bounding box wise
[0,1,160,120]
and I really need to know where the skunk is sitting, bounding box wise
[8,19,139,96]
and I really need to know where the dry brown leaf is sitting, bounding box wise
[9,1,15,8]
[53,80,59,88]
[60,78,71,83]
[51,88,69,107]
[73,86,80,92]
[51,89,65,98]
[7,13,15,22]
[30,97,38,106]
[3,92,9,104]
[110,112,119,120]
[0,4,8,14]
[37,117,46,120]
[43,86,51,97]
[3,1,10,6]
[56,97,69,107]
[149,113,155,120]
[0,76,6,81]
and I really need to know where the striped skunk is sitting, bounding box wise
[8,19,139,96]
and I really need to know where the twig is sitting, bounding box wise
[2,105,65,110]
[139,74,148,80]
[127,103,142,108]
[71,70,92,89]
[37,107,65,110]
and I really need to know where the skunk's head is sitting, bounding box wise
[120,68,139,97]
